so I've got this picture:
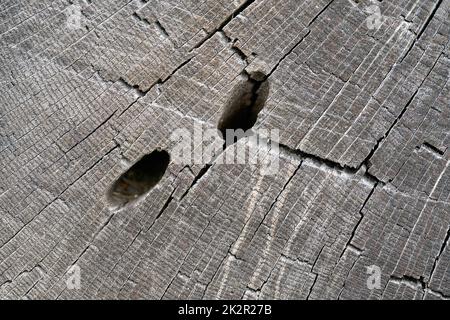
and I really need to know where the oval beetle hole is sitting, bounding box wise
[217,71,270,143]
[107,149,170,207]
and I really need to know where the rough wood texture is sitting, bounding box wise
[0,0,449,299]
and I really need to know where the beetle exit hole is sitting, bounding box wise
[107,149,170,208]
[218,71,270,146]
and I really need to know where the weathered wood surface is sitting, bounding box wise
[0,0,449,299]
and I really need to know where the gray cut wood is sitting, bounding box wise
[0,0,449,300]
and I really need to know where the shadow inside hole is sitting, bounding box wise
[218,71,270,146]
[107,149,170,207]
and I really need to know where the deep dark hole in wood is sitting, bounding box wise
[218,71,270,146]
[107,150,170,207]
